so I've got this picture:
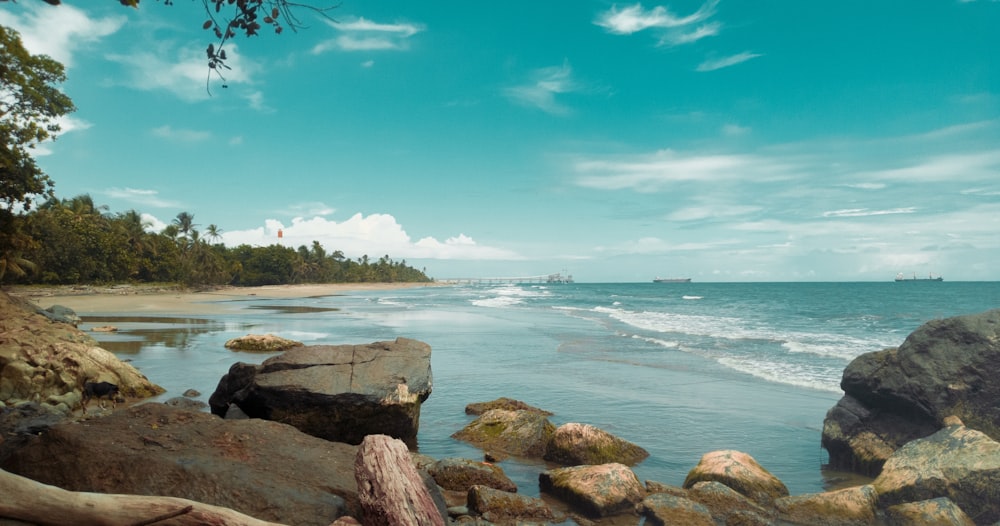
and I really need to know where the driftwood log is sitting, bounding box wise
[354,434,444,526]
[0,468,287,526]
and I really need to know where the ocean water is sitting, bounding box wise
[83,281,1000,497]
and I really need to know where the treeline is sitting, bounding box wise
[4,195,432,287]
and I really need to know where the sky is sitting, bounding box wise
[2,0,998,282]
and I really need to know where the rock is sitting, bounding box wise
[0,291,163,419]
[883,497,975,526]
[209,338,433,446]
[450,409,555,459]
[427,457,517,493]
[0,403,361,525]
[90,325,118,332]
[873,424,1000,524]
[354,434,445,526]
[464,397,553,416]
[40,304,81,326]
[543,422,649,467]
[539,463,645,518]
[466,485,560,523]
[164,396,208,411]
[773,484,878,526]
[224,334,303,352]
[823,309,1000,476]
[641,493,714,526]
[682,450,789,507]
[645,480,688,497]
[183,388,201,397]
[687,481,771,525]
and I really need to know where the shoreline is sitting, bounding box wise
[5,282,448,316]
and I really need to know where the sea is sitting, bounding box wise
[82,281,1000,497]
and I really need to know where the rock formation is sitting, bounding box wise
[0,291,162,417]
[0,403,361,525]
[823,308,1000,476]
[209,337,432,446]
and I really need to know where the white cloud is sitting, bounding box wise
[313,17,423,54]
[220,213,521,260]
[595,1,718,34]
[573,149,796,191]
[822,208,916,218]
[855,150,1000,182]
[104,187,181,209]
[0,3,125,67]
[106,42,255,102]
[504,61,578,115]
[696,51,762,72]
[660,22,720,46]
[722,123,750,136]
[151,125,212,142]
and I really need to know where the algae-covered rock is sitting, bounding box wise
[683,450,789,507]
[224,333,303,352]
[543,422,649,467]
[774,484,878,526]
[539,463,645,518]
[451,408,555,459]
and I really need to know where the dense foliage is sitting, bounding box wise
[5,194,433,286]
[0,25,76,280]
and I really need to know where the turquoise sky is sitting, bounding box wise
[3,1,998,282]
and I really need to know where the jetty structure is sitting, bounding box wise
[439,273,574,285]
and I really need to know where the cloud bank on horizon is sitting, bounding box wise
[2,1,997,281]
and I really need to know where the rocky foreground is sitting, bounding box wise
[2,290,1000,525]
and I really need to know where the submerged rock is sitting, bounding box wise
[210,337,433,446]
[464,397,553,416]
[450,408,555,459]
[223,333,303,352]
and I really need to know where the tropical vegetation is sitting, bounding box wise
[5,194,432,287]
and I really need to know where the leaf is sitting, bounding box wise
[203,20,214,30]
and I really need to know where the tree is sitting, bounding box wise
[0,25,75,213]
[0,25,75,281]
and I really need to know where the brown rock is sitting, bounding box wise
[543,422,649,467]
[683,450,789,507]
[451,409,555,459]
[427,458,517,493]
[539,463,645,518]
[464,397,553,416]
[0,403,360,525]
[688,481,771,524]
[883,497,975,526]
[0,291,162,416]
[467,485,559,523]
[354,434,445,526]
[224,334,303,352]
[641,493,714,526]
[774,484,878,526]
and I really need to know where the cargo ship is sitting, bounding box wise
[894,272,943,282]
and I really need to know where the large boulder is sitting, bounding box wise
[543,422,649,467]
[427,458,517,493]
[773,484,879,526]
[872,422,1000,524]
[450,408,555,459]
[354,434,445,526]
[0,291,163,416]
[641,493,715,526]
[883,497,975,526]
[682,450,789,507]
[539,463,645,518]
[0,403,361,525]
[209,338,432,446]
[823,309,1000,476]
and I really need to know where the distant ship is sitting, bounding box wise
[895,272,943,282]
[653,277,692,283]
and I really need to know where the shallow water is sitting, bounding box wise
[79,281,999,497]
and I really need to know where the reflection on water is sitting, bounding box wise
[247,305,341,314]
[81,316,245,355]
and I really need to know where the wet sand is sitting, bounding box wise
[8,283,447,316]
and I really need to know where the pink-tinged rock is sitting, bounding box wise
[683,450,788,506]
[539,463,644,518]
[774,484,878,526]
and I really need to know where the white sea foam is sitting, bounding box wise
[682,295,703,300]
[717,357,842,393]
[281,330,329,341]
[633,335,680,349]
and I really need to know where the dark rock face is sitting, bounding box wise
[823,309,1000,476]
[209,338,432,446]
[0,403,360,526]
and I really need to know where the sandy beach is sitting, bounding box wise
[6,282,446,316]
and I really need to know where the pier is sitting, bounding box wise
[438,273,573,285]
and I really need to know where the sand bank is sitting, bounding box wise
[7,282,447,316]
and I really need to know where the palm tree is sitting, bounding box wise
[205,224,223,244]
[172,212,197,239]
